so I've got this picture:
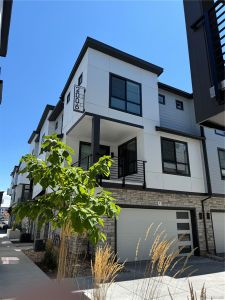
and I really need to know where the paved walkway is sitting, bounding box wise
[0,234,50,299]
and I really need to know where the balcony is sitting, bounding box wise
[66,109,146,188]
[72,154,146,188]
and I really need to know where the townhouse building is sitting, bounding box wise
[8,164,31,205]
[9,37,225,261]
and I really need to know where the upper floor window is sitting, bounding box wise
[78,73,83,86]
[215,129,225,137]
[218,148,225,180]
[176,100,184,110]
[159,94,165,105]
[161,138,190,176]
[109,74,142,116]
[66,92,70,104]
[55,121,58,130]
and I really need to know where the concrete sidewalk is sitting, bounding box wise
[84,272,225,299]
[0,234,50,299]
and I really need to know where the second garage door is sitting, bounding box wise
[117,208,193,261]
[212,211,225,254]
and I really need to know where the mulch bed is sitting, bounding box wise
[22,248,92,279]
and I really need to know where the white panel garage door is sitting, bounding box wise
[212,212,225,254]
[117,208,193,261]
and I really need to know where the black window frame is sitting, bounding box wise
[177,223,190,230]
[109,73,142,117]
[78,73,83,86]
[118,137,137,177]
[55,121,58,130]
[159,94,165,105]
[218,148,225,180]
[176,100,184,110]
[215,129,225,137]
[66,92,70,104]
[161,137,191,177]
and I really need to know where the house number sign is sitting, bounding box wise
[73,85,85,113]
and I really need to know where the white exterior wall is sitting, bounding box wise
[30,135,39,157]
[143,130,206,193]
[49,111,63,135]
[204,128,225,195]
[158,89,200,136]
[63,52,89,135]
[85,48,158,127]
[13,185,23,204]
[62,48,207,193]
[16,162,30,185]
[32,111,53,199]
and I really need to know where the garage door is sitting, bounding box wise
[212,212,225,254]
[117,208,193,261]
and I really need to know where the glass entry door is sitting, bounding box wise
[79,142,110,170]
[118,138,137,177]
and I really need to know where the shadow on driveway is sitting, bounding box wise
[115,256,225,282]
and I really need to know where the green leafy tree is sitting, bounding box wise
[13,134,120,245]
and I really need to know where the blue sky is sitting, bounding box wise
[0,0,192,191]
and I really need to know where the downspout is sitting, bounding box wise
[201,196,211,253]
[200,126,212,254]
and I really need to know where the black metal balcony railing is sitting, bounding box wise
[191,0,225,104]
[72,155,147,188]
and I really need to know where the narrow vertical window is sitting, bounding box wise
[176,100,184,110]
[159,94,165,105]
[67,92,70,104]
[218,148,225,180]
[78,73,83,86]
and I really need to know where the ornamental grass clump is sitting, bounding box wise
[132,224,196,300]
[91,244,124,300]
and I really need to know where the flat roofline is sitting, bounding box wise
[60,37,163,99]
[28,105,55,144]
[28,130,38,144]
[155,126,204,141]
[158,82,193,99]
[48,99,64,121]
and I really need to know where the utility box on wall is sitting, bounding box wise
[183,0,225,130]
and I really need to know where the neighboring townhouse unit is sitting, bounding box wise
[10,37,225,261]
[8,164,31,205]
[202,127,225,255]
[7,163,32,231]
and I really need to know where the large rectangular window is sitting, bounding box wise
[110,74,142,116]
[118,138,137,177]
[161,138,190,176]
[218,148,225,180]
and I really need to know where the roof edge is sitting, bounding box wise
[28,130,38,144]
[61,37,163,99]
[158,82,193,99]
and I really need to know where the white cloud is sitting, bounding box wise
[1,192,11,207]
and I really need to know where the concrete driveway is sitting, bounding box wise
[116,256,225,281]
[82,257,225,299]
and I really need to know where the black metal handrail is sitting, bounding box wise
[72,154,147,188]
